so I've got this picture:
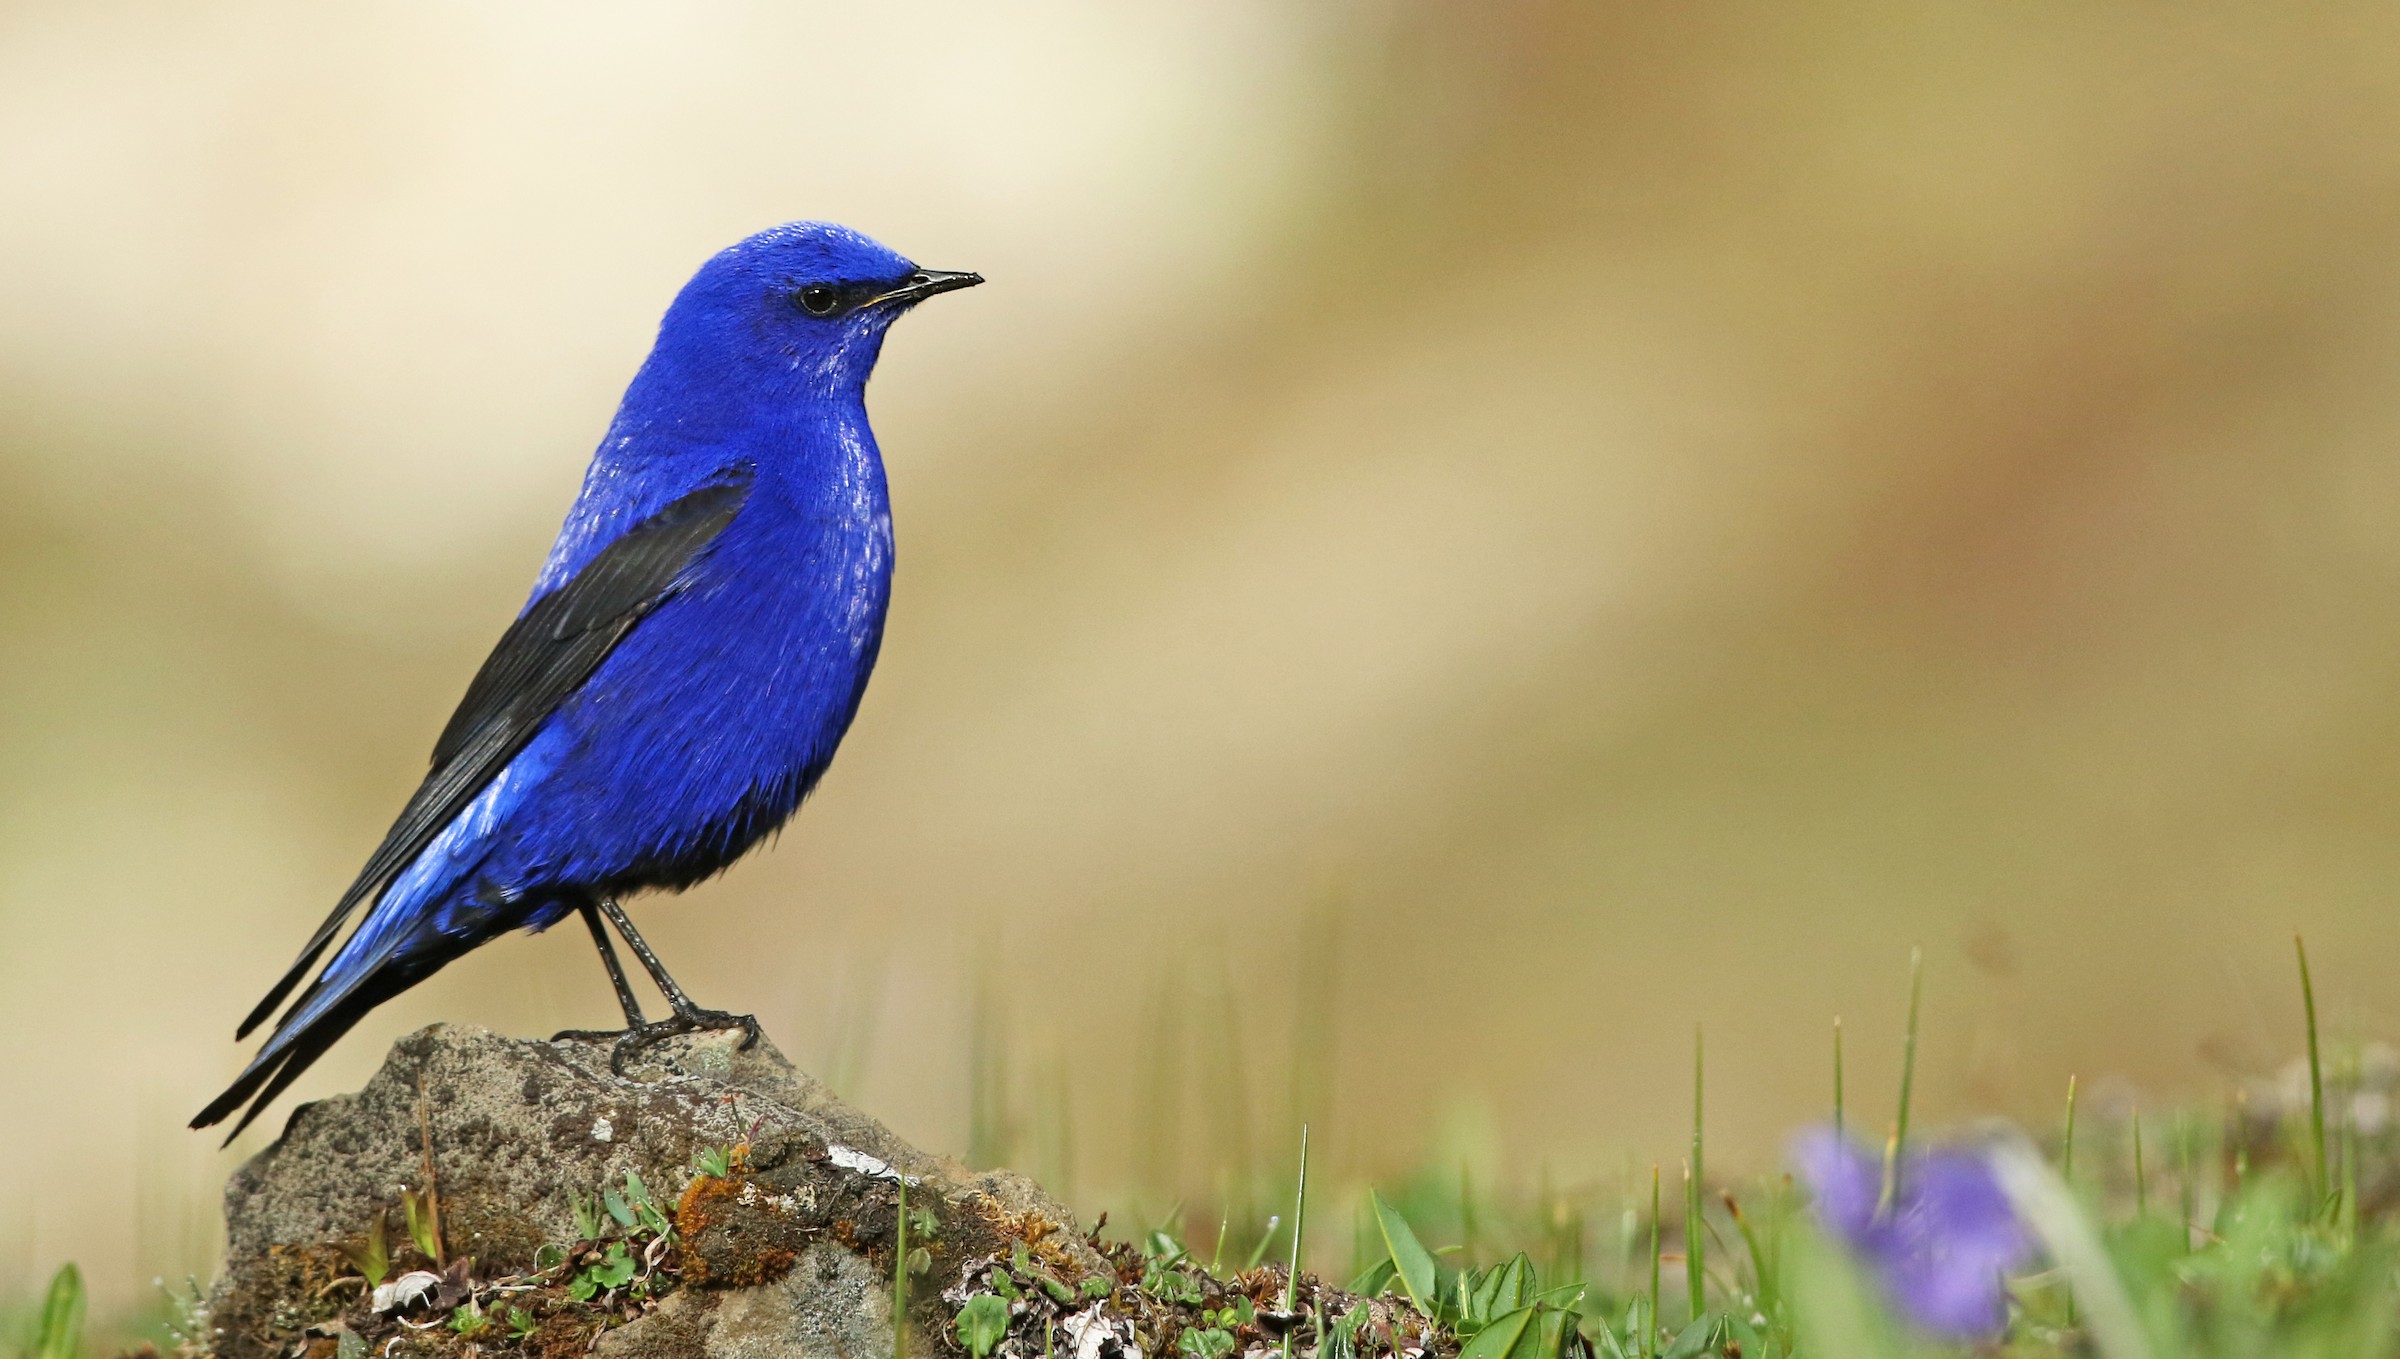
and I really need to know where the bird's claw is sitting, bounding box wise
[605,1010,761,1074]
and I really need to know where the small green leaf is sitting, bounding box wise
[1492,1255,1536,1314]
[1456,1306,1534,1359]
[956,1293,1010,1359]
[1370,1191,1440,1319]
[572,1192,603,1243]
[603,1186,637,1229]
[1434,1267,1464,1326]
[1079,1275,1112,1300]
[347,1214,392,1289]
[1179,1328,1236,1359]
[1144,1230,1189,1266]
[31,1263,85,1359]
[1346,1259,1397,1298]
[1333,1306,1371,1349]
[623,1170,652,1209]
[1660,1314,1724,1359]
[1535,1308,1576,1359]
[588,1240,637,1289]
[401,1189,441,1262]
[1460,1266,1493,1329]
[1533,1281,1586,1312]
[1462,1259,1535,1333]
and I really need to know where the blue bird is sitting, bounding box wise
[193,223,981,1139]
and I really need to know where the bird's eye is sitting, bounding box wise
[795,285,840,317]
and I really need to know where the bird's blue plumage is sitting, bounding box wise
[195,223,980,1136]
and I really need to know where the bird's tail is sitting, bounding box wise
[190,907,484,1142]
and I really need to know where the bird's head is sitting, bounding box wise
[651,221,982,400]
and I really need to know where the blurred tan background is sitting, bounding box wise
[9,0,2400,1317]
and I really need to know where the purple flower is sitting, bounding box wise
[1790,1128,2033,1339]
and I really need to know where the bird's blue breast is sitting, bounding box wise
[474,416,896,907]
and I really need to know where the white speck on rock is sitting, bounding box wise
[1062,1303,1141,1359]
[371,1271,443,1314]
[826,1143,917,1185]
[592,1116,613,1142]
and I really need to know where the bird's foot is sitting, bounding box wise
[605,1009,761,1074]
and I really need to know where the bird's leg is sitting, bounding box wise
[594,897,761,1072]
[552,900,651,1041]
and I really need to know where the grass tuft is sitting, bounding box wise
[46,941,2400,1359]
[1686,1026,1704,1327]
[2298,934,2327,1207]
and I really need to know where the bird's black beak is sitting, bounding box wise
[870,269,984,306]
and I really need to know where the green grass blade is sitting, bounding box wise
[2061,1074,2078,1181]
[1647,1165,1662,1359]
[1687,1025,1705,1325]
[1879,946,1923,1216]
[1722,1192,1774,1319]
[2131,1107,2147,1221]
[1285,1123,1310,1315]
[1461,1160,1478,1263]
[1832,1016,1844,1141]
[2298,934,2328,1206]
[2062,1074,2079,1327]
[1989,1139,2154,1359]
[2337,1049,2360,1240]
[1243,1214,1284,1271]
[1372,1189,1440,1319]
[31,1262,85,1359]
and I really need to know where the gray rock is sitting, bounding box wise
[693,1242,890,1359]
[206,1023,1103,1359]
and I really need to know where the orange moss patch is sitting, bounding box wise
[973,1197,1086,1277]
[676,1173,802,1288]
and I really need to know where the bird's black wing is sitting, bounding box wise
[230,469,755,1043]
